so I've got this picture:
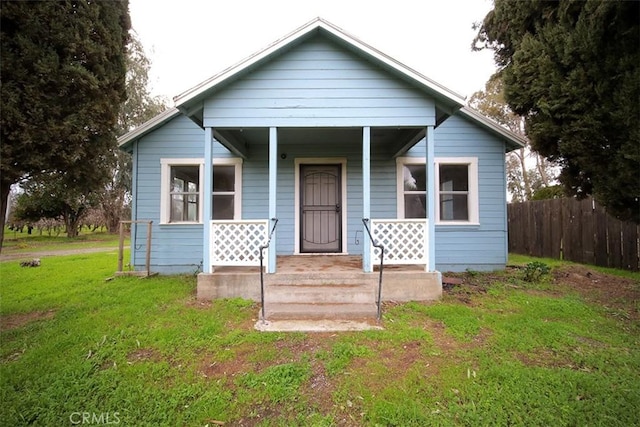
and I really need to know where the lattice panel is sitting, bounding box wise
[210,220,269,266]
[370,219,428,265]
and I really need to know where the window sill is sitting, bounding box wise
[159,222,203,226]
[435,222,480,231]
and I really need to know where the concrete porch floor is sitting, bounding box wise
[211,255,429,274]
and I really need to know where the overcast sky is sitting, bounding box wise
[128,0,497,102]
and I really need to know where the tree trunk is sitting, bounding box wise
[0,180,12,254]
[515,148,533,200]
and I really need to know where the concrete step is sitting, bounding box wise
[264,283,376,304]
[263,302,378,320]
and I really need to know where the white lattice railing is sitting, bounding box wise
[210,220,269,268]
[369,219,428,266]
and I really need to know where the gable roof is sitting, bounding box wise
[118,18,525,152]
[174,17,466,117]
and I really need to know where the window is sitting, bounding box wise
[396,157,479,224]
[439,164,469,221]
[160,158,242,224]
[212,164,236,219]
[402,164,427,218]
[170,165,200,222]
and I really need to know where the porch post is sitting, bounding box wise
[426,125,436,272]
[268,127,278,273]
[203,127,214,273]
[362,126,372,272]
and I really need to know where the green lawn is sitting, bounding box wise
[1,252,638,426]
[2,227,125,254]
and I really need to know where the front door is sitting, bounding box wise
[300,164,342,253]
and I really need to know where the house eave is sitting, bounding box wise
[458,106,527,152]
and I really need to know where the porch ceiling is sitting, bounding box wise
[215,127,425,158]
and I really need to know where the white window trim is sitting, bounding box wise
[160,158,204,225]
[396,156,479,225]
[436,157,479,225]
[160,157,242,225]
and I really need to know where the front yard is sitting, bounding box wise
[1,250,638,426]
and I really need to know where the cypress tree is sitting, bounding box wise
[474,0,639,222]
[0,1,130,247]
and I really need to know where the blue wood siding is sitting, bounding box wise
[132,114,234,273]
[203,35,435,128]
[404,114,508,272]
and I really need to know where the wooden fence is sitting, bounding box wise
[508,198,639,271]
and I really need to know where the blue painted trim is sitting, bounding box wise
[268,127,278,273]
[426,125,436,271]
[203,128,213,273]
[362,126,372,272]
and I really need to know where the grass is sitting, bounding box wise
[1,250,639,425]
[2,227,125,254]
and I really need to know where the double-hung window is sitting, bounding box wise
[160,158,242,224]
[396,157,479,224]
[212,159,242,220]
[170,165,200,222]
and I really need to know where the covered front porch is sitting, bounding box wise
[196,125,442,320]
[200,126,439,273]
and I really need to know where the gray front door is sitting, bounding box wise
[300,164,342,253]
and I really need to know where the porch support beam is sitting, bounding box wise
[203,127,214,273]
[362,126,372,273]
[426,125,436,272]
[391,128,426,159]
[268,127,278,273]
[213,129,249,159]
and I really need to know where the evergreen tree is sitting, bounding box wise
[474,0,640,221]
[468,76,556,202]
[0,1,130,247]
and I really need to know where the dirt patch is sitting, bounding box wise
[126,348,163,363]
[199,345,254,381]
[184,298,212,309]
[0,309,56,332]
[553,265,640,321]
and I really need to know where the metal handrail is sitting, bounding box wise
[259,218,278,320]
[362,218,384,321]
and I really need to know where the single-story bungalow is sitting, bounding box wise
[118,18,524,319]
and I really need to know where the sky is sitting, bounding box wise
[128,0,497,103]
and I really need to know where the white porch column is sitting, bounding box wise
[268,127,278,273]
[362,126,372,272]
[426,125,436,271]
[203,127,214,273]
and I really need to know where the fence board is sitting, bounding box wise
[508,197,639,271]
[594,203,609,267]
[549,198,563,259]
[622,223,639,271]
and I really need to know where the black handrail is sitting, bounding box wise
[362,218,384,322]
[259,218,278,320]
